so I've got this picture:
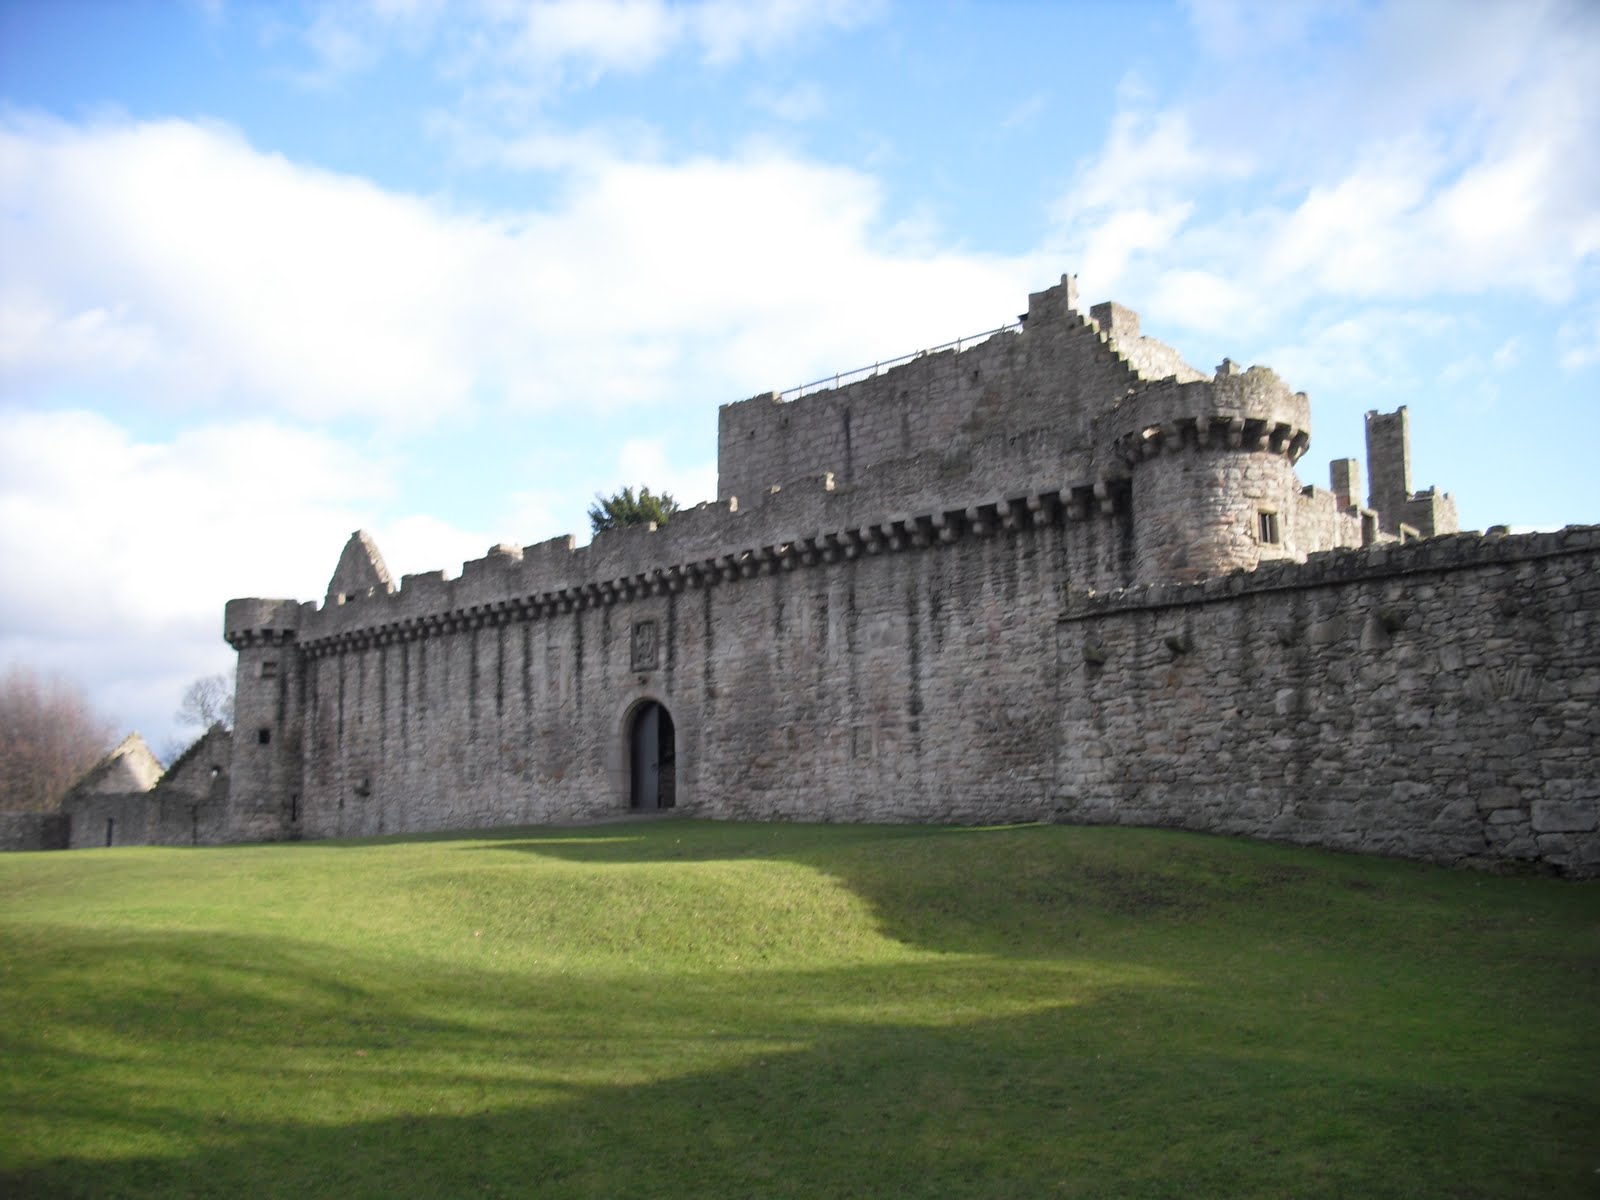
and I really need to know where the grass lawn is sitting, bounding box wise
[1,820,1596,1198]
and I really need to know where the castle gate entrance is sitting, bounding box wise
[629,701,677,810]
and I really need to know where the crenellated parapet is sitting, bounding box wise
[1103,362,1320,582]
[236,275,1466,651]
[1063,524,1600,619]
[288,476,1129,658]
[223,597,306,649]
[1101,364,1312,470]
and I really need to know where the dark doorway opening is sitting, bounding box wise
[630,701,677,810]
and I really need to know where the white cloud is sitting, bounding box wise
[1558,306,1600,370]
[291,0,882,97]
[1000,93,1047,132]
[0,407,510,746]
[1145,268,1253,336]
[687,0,881,65]
[1056,109,1241,220]
[507,0,680,75]
[1182,0,1357,60]
[0,108,1043,746]
[0,115,488,424]
[1074,204,1193,296]
[1260,308,1455,397]
[0,410,385,629]
[431,114,662,170]
[1047,0,1599,360]
[615,437,717,509]
[1,113,1038,431]
[749,81,827,124]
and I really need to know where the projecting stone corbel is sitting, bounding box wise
[1093,479,1116,516]
[1164,632,1194,657]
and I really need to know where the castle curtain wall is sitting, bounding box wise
[691,509,1131,823]
[216,274,1595,874]
[293,503,1137,836]
[1055,528,1600,876]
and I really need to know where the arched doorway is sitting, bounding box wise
[629,701,677,810]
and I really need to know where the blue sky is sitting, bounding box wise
[2,0,1597,756]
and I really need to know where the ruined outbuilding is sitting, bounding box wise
[56,725,233,848]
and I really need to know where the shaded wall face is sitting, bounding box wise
[63,793,153,849]
[61,791,227,848]
[297,604,640,837]
[690,517,1129,824]
[1131,450,1305,582]
[1056,538,1600,877]
[1365,408,1412,528]
[0,814,69,851]
[230,641,303,842]
[276,520,1597,877]
[716,310,1137,503]
[295,511,1138,835]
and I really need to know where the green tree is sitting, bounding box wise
[588,486,679,535]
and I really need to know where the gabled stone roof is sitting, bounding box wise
[67,732,162,797]
[326,530,395,606]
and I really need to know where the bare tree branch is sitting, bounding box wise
[175,674,235,732]
[0,664,117,812]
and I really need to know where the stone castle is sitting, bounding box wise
[27,273,1599,875]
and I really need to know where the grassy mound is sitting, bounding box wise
[2,821,1596,1198]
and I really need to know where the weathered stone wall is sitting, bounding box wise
[62,788,229,850]
[64,791,154,849]
[0,813,69,852]
[691,511,1132,824]
[227,601,307,843]
[1056,527,1600,876]
[1365,406,1458,538]
[280,520,1598,876]
[286,503,1137,837]
[1089,301,1208,384]
[717,277,1143,505]
[57,727,235,849]
[208,271,1583,875]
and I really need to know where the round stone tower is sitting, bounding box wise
[1111,361,1312,583]
[224,597,307,841]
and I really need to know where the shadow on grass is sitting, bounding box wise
[6,825,1597,1199]
[459,820,1351,957]
[5,922,1592,1200]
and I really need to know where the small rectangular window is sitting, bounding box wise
[257,728,271,745]
[261,660,278,679]
[1258,511,1281,544]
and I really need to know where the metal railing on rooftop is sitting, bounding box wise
[777,320,1024,401]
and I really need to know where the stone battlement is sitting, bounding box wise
[1064,524,1600,618]
[196,268,1596,878]
[231,276,1432,652]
